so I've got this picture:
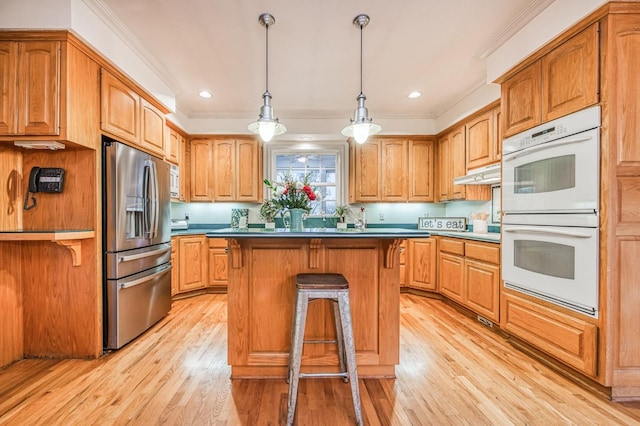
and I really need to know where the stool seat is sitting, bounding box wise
[287,273,362,426]
[296,273,349,289]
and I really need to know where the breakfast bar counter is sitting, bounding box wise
[207,228,430,378]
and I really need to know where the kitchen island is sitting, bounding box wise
[207,228,430,378]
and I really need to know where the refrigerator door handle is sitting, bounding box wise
[143,164,151,237]
[118,246,171,263]
[149,161,159,239]
[119,265,171,289]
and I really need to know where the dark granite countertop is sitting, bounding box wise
[204,227,431,239]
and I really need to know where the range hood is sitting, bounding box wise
[453,163,501,185]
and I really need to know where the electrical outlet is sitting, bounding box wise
[379,213,384,221]
[185,212,190,220]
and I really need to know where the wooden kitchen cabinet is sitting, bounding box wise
[438,237,501,322]
[464,241,500,323]
[166,123,188,202]
[165,124,182,165]
[351,137,433,202]
[437,239,465,303]
[408,139,435,202]
[101,69,165,157]
[189,138,214,201]
[381,139,408,201]
[493,106,502,161]
[140,98,165,155]
[212,138,262,202]
[208,238,228,292]
[466,109,495,170]
[178,235,208,293]
[399,240,407,286]
[502,291,597,377]
[408,238,437,291]
[437,133,451,201]
[437,109,494,202]
[0,35,101,148]
[0,41,60,136]
[501,62,541,137]
[351,139,382,202]
[493,4,640,397]
[171,237,179,296]
[189,137,262,202]
[437,127,466,201]
[501,24,598,137]
[450,127,466,199]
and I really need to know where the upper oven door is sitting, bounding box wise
[502,127,599,214]
[502,222,598,317]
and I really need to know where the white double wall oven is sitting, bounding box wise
[501,106,600,318]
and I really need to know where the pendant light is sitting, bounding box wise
[248,13,286,142]
[342,14,381,144]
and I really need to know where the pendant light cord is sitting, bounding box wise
[265,21,269,93]
[359,22,363,95]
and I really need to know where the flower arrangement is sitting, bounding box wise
[264,172,321,213]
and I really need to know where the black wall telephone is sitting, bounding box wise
[24,167,65,210]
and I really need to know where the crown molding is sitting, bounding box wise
[472,0,555,59]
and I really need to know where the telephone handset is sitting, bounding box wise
[23,167,65,210]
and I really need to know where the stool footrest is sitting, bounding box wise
[299,372,348,379]
[303,339,338,344]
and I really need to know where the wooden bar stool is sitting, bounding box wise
[286,273,362,426]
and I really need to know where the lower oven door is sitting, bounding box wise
[502,223,598,317]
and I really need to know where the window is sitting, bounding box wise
[265,142,348,215]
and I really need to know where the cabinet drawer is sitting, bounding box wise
[464,241,500,264]
[439,238,464,255]
[502,292,597,377]
[209,238,227,249]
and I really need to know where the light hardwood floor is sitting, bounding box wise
[1,294,640,425]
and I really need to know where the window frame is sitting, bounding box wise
[264,141,349,216]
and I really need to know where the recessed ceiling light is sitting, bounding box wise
[407,91,422,99]
[198,91,212,99]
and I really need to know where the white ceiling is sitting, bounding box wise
[97,0,552,126]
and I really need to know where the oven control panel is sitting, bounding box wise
[503,105,600,155]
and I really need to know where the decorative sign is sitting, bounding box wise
[418,217,467,231]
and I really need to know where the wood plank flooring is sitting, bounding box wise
[1,293,640,425]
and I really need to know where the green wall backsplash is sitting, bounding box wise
[171,200,498,227]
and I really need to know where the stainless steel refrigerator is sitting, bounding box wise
[103,137,172,349]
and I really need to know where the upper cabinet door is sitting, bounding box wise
[101,69,140,143]
[437,134,451,201]
[0,41,60,136]
[409,139,434,202]
[190,138,213,202]
[140,99,165,157]
[381,139,408,201]
[17,41,60,135]
[234,138,261,202]
[502,61,542,138]
[352,140,382,202]
[465,110,494,170]
[212,139,235,201]
[0,42,17,134]
[450,126,466,200]
[541,23,599,123]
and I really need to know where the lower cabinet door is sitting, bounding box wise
[438,252,464,304]
[464,259,500,322]
[502,291,598,377]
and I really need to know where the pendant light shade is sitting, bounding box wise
[342,14,381,144]
[248,13,286,142]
